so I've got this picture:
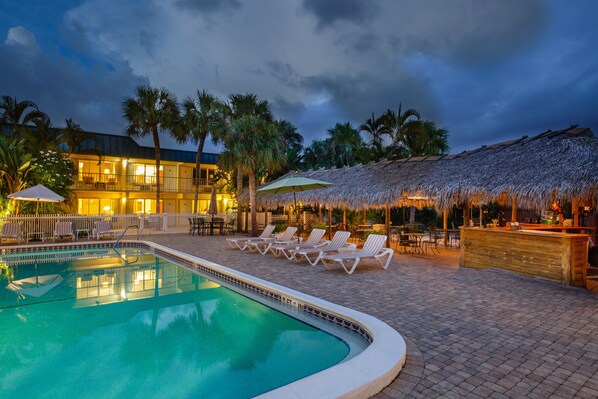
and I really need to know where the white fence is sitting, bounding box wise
[0,213,237,240]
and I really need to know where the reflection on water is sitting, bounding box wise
[0,249,350,399]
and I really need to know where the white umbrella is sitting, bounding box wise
[8,184,64,215]
[6,274,63,297]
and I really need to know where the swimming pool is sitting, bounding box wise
[0,242,406,398]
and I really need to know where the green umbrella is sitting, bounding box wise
[257,175,332,238]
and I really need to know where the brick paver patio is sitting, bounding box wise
[143,233,598,399]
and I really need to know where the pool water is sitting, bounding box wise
[0,248,354,398]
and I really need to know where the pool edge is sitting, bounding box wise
[143,240,407,399]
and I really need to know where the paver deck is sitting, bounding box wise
[144,233,598,399]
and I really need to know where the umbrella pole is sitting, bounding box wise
[294,192,300,243]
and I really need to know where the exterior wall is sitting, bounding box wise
[68,153,230,215]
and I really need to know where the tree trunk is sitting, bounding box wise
[193,137,206,214]
[152,126,161,213]
[236,165,243,232]
[248,171,258,236]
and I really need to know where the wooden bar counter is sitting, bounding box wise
[460,227,590,286]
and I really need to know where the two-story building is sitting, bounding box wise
[68,132,232,215]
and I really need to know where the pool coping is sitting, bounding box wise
[0,240,407,399]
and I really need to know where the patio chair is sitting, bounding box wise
[223,219,236,235]
[321,234,394,275]
[93,220,115,240]
[0,222,23,244]
[292,231,356,266]
[53,221,75,242]
[268,229,327,259]
[225,224,275,250]
[246,227,298,255]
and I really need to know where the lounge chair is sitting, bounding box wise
[321,234,394,274]
[93,220,115,240]
[0,222,23,244]
[53,221,75,242]
[292,231,355,266]
[268,229,327,259]
[247,226,298,255]
[226,225,275,250]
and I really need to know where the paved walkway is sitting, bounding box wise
[143,233,598,399]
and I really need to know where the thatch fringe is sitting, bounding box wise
[241,127,598,212]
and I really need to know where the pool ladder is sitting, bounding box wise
[112,225,139,249]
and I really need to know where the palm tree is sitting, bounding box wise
[327,122,363,167]
[58,118,102,162]
[420,120,450,156]
[224,93,275,230]
[302,139,333,170]
[219,115,286,235]
[122,86,180,212]
[381,103,421,159]
[22,116,62,152]
[275,119,303,174]
[177,90,226,214]
[360,112,391,161]
[0,95,48,137]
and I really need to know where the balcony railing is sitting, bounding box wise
[74,173,213,193]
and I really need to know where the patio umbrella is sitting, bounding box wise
[208,186,218,216]
[257,175,332,241]
[5,260,63,297]
[8,184,64,216]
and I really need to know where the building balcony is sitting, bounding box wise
[74,173,214,193]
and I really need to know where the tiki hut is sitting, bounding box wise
[243,126,598,213]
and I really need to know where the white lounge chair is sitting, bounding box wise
[247,226,298,255]
[93,221,115,240]
[53,221,75,242]
[321,234,394,274]
[268,229,327,259]
[226,225,276,250]
[0,222,23,244]
[292,231,355,266]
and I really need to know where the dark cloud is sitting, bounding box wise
[0,41,148,134]
[302,0,378,29]
[175,0,241,14]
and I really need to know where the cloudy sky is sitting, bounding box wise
[1,0,597,154]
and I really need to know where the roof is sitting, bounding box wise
[245,126,598,211]
[75,132,219,164]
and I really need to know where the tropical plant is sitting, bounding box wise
[0,136,36,214]
[302,139,334,170]
[219,115,286,235]
[122,86,180,212]
[327,122,364,167]
[0,95,48,137]
[381,103,421,159]
[222,93,275,230]
[21,116,62,153]
[177,90,227,214]
[31,149,76,210]
[58,118,103,162]
[273,119,303,176]
[360,112,391,157]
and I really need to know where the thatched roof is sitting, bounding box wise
[242,126,598,211]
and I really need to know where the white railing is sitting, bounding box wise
[0,212,237,240]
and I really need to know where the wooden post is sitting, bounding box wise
[343,209,347,229]
[384,205,390,248]
[287,205,291,227]
[264,208,269,227]
[480,203,483,227]
[363,209,367,224]
[443,210,448,247]
[572,198,579,227]
[511,197,517,222]
[328,205,333,240]
[463,202,471,227]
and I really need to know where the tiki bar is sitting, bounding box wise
[247,126,598,288]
